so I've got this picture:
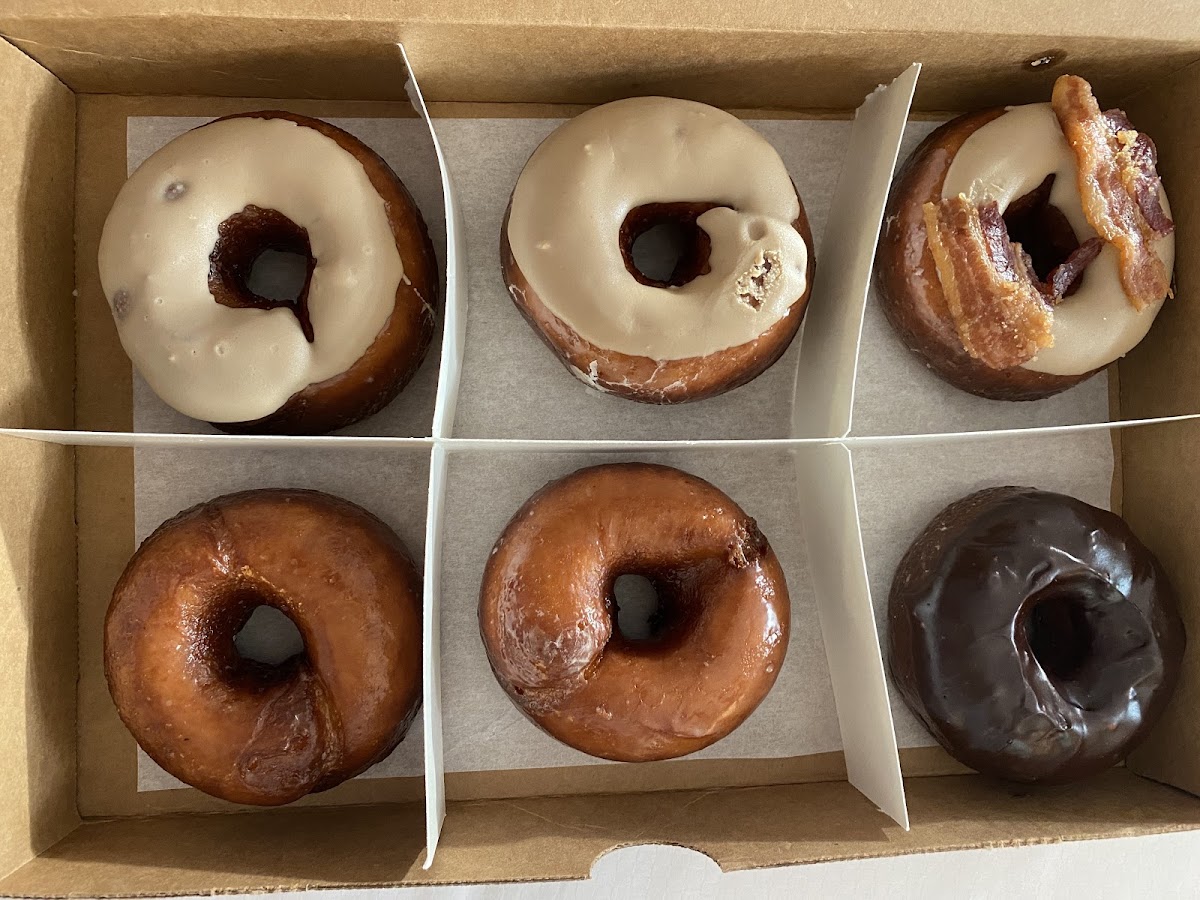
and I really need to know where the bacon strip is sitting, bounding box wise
[923,196,1054,369]
[1046,237,1103,300]
[1052,75,1172,310]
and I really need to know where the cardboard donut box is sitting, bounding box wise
[4,1,1200,895]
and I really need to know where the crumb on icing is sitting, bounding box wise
[735,250,781,310]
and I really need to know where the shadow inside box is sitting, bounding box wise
[900,769,1200,841]
[31,802,430,884]
[1,77,78,867]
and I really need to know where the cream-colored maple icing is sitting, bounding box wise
[941,102,1174,377]
[98,116,405,423]
[507,97,808,361]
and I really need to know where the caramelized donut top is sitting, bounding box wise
[507,98,807,361]
[99,115,407,423]
[480,463,789,761]
[105,489,423,805]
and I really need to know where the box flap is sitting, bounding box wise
[4,11,1200,112]
[4,770,1198,895]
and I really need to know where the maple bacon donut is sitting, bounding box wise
[105,489,423,805]
[503,97,814,403]
[889,487,1184,783]
[479,463,789,761]
[877,75,1174,400]
[99,112,438,434]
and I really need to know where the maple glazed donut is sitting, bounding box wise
[104,489,423,806]
[889,487,1185,783]
[877,75,1175,400]
[99,111,438,434]
[479,463,789,761]
[502,97,814,403]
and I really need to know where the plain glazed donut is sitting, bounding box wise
[479,463,789,761]
[99,112,438,434]
[503,97,814,404]
[105,489,423,805]
[876,75,1174,400]
[888,486,1184,783]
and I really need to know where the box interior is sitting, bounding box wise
[4,8,1200,895]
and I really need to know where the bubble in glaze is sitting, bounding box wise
[164,181,188,201]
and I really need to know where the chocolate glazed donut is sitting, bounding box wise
[105,489,423,805]
[214,112,438,434]
[479,463,789,761]
[876,111,1089,401]
[888,487,1185,783]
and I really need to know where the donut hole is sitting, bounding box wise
[209,205,317,342]
[1025,591,1095,682]
[620,201,722,288]
[248,249,311,306]
[613,574,663,642]
[1002,174,1091,294]
[234,604,306,668]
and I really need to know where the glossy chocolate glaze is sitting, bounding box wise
[875,110,1093,401]
[479,463,790,761]
[500,195,814,405]
[104,489,423,805]
[888,486,1185,783]
[211,112,438,435]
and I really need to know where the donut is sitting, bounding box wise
[876,75,1175,400]
[104,489,423,805]
[478,463,789,761]
[502,97,814,404]
[888,486,1185,783]
[99,111,438,434]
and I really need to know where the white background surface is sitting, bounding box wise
[166,834,1200,899]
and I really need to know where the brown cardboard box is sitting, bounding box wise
[3,2,1200,895]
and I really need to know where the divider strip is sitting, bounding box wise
[791,64,920,440]
[796,441,909,828]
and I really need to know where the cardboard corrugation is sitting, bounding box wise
[2,4,1200,895]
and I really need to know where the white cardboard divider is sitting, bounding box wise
[791,64,920,441]
[397,43,460,866]
[796,441,909,828]
[421,442,449,866]
[399,43,467,444]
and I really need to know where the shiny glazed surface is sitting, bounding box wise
[479,463,790,761]
[888,486,1185,783]
[105,489,423,805]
